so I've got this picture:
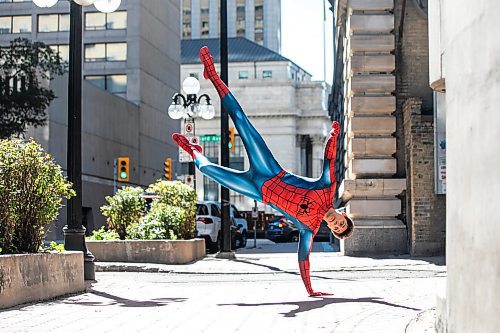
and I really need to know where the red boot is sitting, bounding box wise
[172,133,202,159]
[199,46,229,98]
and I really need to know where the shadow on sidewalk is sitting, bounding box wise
[219,296,420,318]
[61,282,188,308]
[232,258,355,281]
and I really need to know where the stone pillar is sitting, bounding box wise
[311,135,325,178]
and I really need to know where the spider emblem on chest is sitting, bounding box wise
[296,197,314,216]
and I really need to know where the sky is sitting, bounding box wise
[281,0,334,84]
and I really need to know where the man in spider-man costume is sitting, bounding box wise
[173,46,354,296]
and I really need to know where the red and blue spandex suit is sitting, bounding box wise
[173,47,340,296]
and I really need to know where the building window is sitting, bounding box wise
[85,11,126,30]
[49,44,69,62]
[85,74,127,94]
[38,14,69,32]
[182,0,192,38]
[0,15,31,34]
[262,70,272,79]
[238,70,249,79]
[84,42,127,62]
[236,0,245,37]
[0,17,12,34]
[254,1,264,44]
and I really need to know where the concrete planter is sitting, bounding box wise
[0,252,85,310]
[86,239,205,264]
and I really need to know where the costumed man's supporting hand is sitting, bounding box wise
[298,230,333,296]
[299,260,333,297]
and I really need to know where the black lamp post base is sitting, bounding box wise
[84,258,95,281]
[215,251,235,260]
[63,226,95,280]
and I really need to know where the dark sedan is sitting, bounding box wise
[265,216,333,243]
[265,216,299,242]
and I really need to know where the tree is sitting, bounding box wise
[0,38,67,139]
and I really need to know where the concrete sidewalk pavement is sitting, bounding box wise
[0,240,445,333]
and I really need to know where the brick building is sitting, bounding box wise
[328,0,445,255]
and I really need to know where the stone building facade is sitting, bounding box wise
[329,0,445,255]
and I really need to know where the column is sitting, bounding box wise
[209,0,219,38]
[191,0,201,38]
[311,135,325,179]
[245,0,255,42]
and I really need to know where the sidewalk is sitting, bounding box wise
[0,240,446,333]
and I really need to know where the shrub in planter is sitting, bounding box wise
[127,202,186,240]
[0,139,75,254]
[147,180,197,239]
[100,186,145,239]
[88,226,120,241]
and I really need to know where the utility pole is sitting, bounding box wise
[219,0,232,254]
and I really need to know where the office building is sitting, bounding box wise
[182,0,281,53]
[0,0,181,239]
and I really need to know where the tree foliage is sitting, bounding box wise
[0,38,67,139]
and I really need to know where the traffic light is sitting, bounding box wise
[229,127,235,151]
[164,157,172,180]
[117,157,129,182]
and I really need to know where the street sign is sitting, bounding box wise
[201,134,220,142]
[185,174,194,187]
[179,148,193,162]
[184,120,195,135]
[190,136,200,145]
[251,206,258,219]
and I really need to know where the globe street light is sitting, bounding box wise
[168,77,215,121]
[168,77,215,186]
[34,0,121,280]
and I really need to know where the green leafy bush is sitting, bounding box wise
[100,186,145,239]
[40,241,65,253]
[0,139,75,254]
[147,180,197,239]
[98,180,197,241]
[127,202,184,240]
[87,226,120,240]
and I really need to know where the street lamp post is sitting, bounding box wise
[34,0,121,280]
[219,0,231,253]
[168,77,215,185]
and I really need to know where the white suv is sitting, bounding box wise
[196,201,248,253]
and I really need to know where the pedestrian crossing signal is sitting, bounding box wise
[229,127,235,151]
[117,157,129,182]
[164,158,172,180]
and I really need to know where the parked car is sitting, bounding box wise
[265,216,333,243]
[228,204,248,248]
[195,201,248,253]
[265,216,299,243]
[314,220,333,241]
